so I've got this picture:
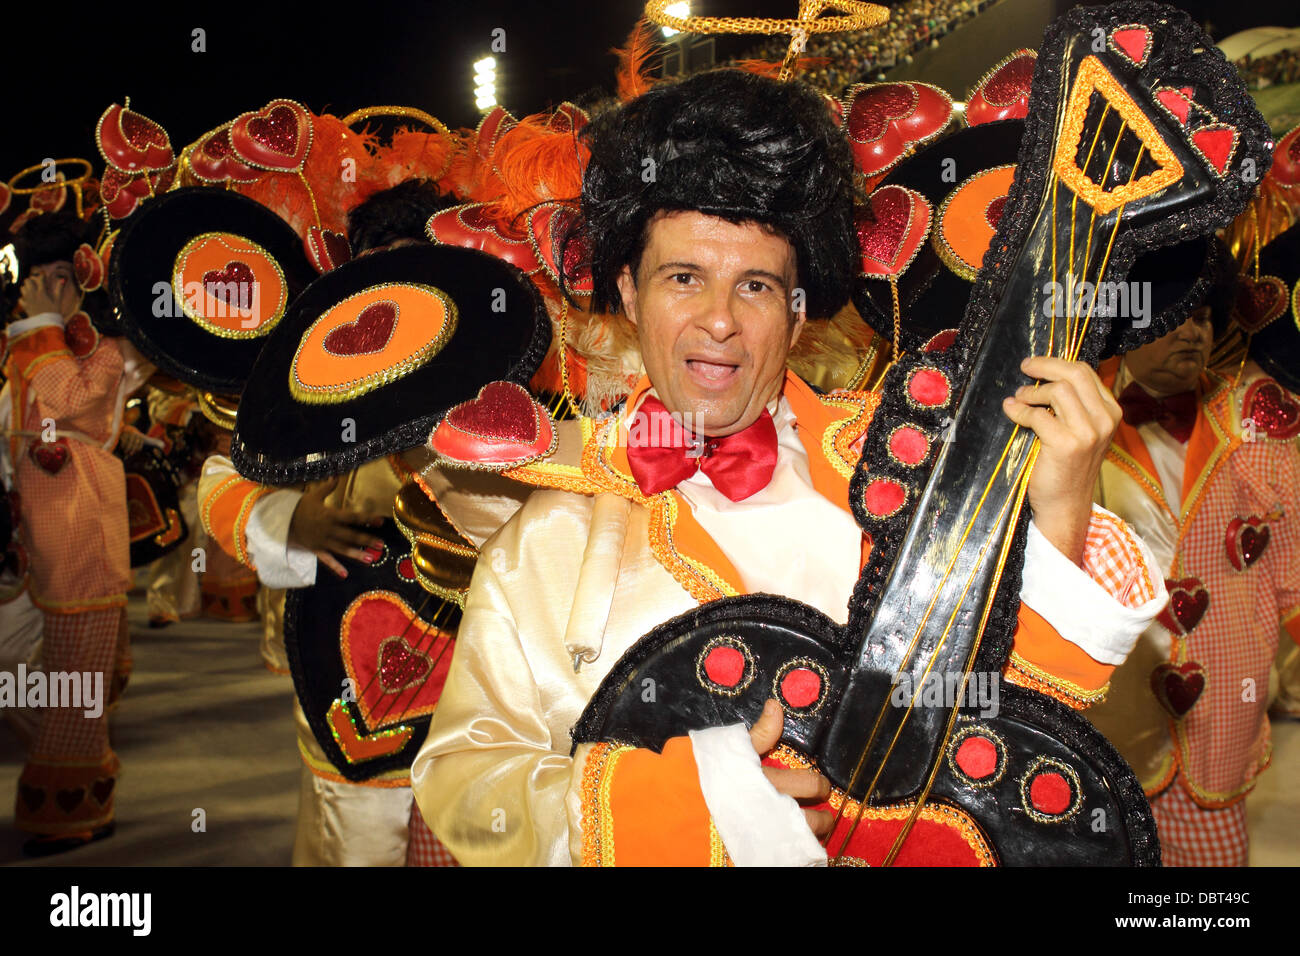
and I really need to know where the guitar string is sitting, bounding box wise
[873,145,1143,865]
[830,108,1145,860]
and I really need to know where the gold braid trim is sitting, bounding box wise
[1004,651,1109,709]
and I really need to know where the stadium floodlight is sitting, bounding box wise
[473,55,498,112]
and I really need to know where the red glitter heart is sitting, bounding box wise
[96,103,173,172]
[446,381,539,443]
[323,301,397,356]
[1150,661,1205,718]
[1245,380,1300,439]
[981,54,1035,107]
[306,226,352,274]
[378,636,433,693]
[29,440,69,475]
[64,313,99,358]
[844,82,952,179]
[202,261,256,311]
[248,106,300,157]
[1225,516,1270,571]
[848,84,916,143]
[428,203,542,274]
[73,243,103,291]
[191,125,261,183]
[30,185,66,213]
[857,186,931,277]
[430,380,556,467]
[1232,275,1287,334]
[230,99,311,172]
[985,196,1008,230]
[1157,577,1209,635]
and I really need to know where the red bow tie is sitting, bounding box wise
[625,395,779,502]
[1117,382,1198,443]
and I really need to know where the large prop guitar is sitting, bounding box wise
[572,3,1271,865]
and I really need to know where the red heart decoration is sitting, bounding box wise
[18,783,44,812]
[1267,126,1300,189]
[189,124,262,184]
[857,185,932,278]
[475,106,518,161]
[306,226,353,274]
[95,103,174,172]
[843,82,953,179]
[1244,379,1300,440]
[1231,275,1288,334]
[64,312,99,358]
[1157,577,1209,635]
[90,776,115,807]
[73,243,104,292]
[100,165,155,220]
[1191,124,1238,177]
[202,261,257,312]
[1110,25,1151,66]
[29,183,67,213]
[1225,516,1270,571]
[55,787,86,814]
[528,202,592,293]
[430,380,557,468]
[0,182,10,216]
[340,591,452,727]
[547,101,589,134]
[322,301,397,356]
[427,203,542,275]
[230,99,312,172]
[29,439,69,475]
[965,49,1035,126]
[1150,661,1205,718]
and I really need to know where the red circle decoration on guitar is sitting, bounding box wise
[171,232,289,339]
[289,282,457,404]
[934,165,1017,281]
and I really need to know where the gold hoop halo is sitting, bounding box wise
[643,0,889,79]
[8,158,93,194]
[342,106,456,180]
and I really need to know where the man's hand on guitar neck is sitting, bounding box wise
[750,698,834,838]
[1002,356,1122,567]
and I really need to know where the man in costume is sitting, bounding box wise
[1089,242,1300,866]
[411,69,1168,866]
[3,210,150,854]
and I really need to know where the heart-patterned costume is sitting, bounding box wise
[1090,358,1300,864]
[2,313,140,837]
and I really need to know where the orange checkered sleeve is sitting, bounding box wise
[9,324,124,435]
[1007,507,1160,710]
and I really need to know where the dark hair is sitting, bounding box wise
[12,210,94,283]
[573,69,858,319]
[346,179,455,254]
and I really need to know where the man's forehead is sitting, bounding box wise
[32,260,74,273]
[642,211,795,270]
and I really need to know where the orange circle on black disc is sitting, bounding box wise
[172,232,288,338]
[289,282,457,405]
[934,165,1016,281]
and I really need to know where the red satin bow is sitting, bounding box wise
[625,395,778,502]
[1118,382,1198,443]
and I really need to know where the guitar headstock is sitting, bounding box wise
[965,1,1272,364]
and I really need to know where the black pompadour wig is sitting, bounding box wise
[573,69,859,320]
[347,178,456,255]
[12,210,96,283]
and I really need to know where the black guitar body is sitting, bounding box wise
[571,595,1158,866]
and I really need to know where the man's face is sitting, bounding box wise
[1123,307,1213,395]
[29,260,82,318]
[616,211,805,437]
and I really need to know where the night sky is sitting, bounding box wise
[3,0,1294,179]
